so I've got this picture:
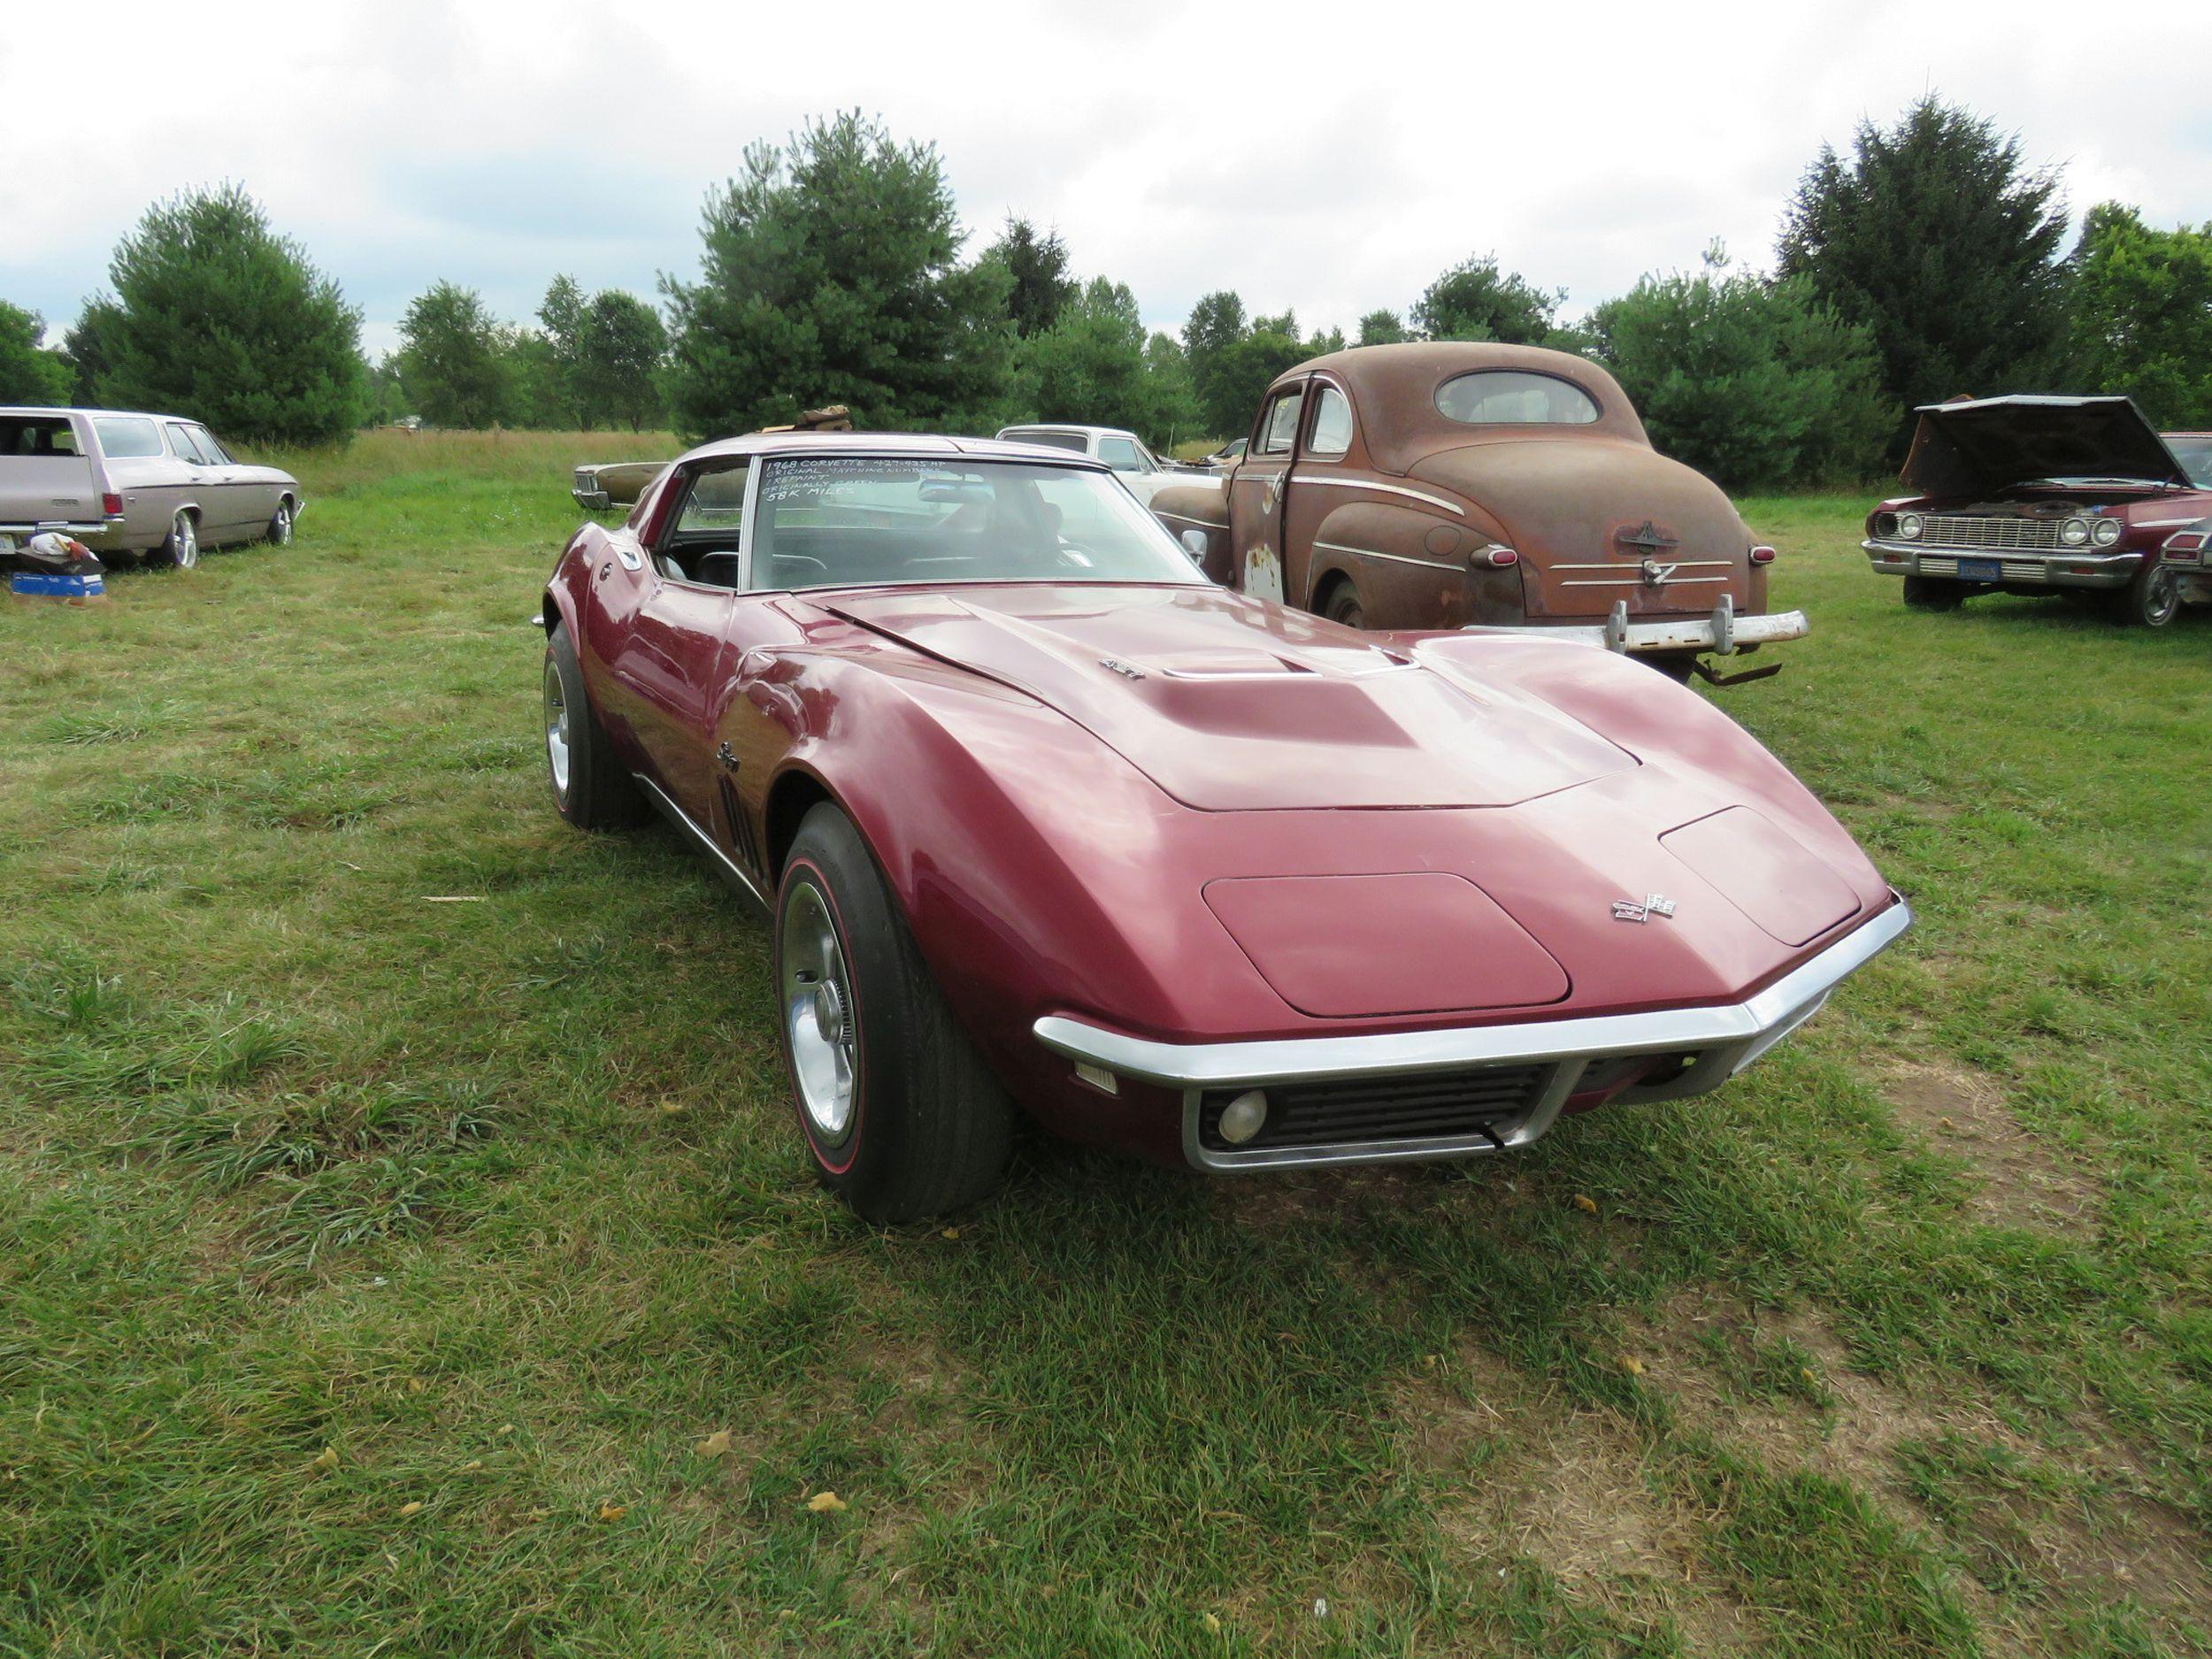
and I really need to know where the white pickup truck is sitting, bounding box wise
[994,424,1218,508]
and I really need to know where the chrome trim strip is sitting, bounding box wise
[1313,539,1458,572]
[1561,576,1728,588]
[632,773,771,922]
[1155,510,1225,529]
[1032,899,1909,1090]
[1553,560,1733,572]
[1288,473,1464,516]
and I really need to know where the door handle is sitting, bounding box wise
[597,560,613,581]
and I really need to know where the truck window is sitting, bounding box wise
[1308,386,1352,457]
[1002,429,1088,454]
[1098,436,1144,472]
[92,417,163,458]
[1257,390,1303,455]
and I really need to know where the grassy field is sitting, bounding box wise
[3,430,2208,1657]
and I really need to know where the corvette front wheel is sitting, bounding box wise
[777,803,1014,1223]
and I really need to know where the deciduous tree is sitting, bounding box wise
[2068,203,2212,428]
[578,291,669,432]
[396,282,513,429]
[0,302,73,403]
[1411,255,1563,344]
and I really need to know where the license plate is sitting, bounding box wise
[1957,557,2002,582]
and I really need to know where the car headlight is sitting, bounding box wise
[1896,512,1923,541]
[2091,517,2122,548]
[2061,517,2091,547]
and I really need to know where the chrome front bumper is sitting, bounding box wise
[1863,539,2144,590]
[1033,898,1911,1171]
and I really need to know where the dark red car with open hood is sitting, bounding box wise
[1863,396,2212,627]
[540,431,1908,1221]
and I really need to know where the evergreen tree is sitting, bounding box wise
[1182,290,1248,436]
[662,111,1010,439]
[985,218,1079,339]
[537,274,590,426]
[1411,255,1563,344]
[396,282,513,428]
[1778,95,2070,442]
[0,302,73,403]
[89,184,365,443]
[2068,203,2212,428]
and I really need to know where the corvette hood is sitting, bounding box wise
[821,584,1635,810]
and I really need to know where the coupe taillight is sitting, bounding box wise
[102,493,123,517]
[1475,545,1518,568]
[1749,544,1777,565]
[2163,530,2207,563]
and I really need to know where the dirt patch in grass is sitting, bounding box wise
[1399,1344,1760,1653]
[1882,1059,2100,1233]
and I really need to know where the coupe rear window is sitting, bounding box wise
[749,456,1204,592]
[1435,370,1600,426]
[92,417,162,458]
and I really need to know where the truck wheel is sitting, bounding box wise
[542,622,647,830]
[778,802,1015,1224]
[148,511,199,571]
[1323,584,1366,628]
[2111,565,2180,628]
[1901,576,1962,611]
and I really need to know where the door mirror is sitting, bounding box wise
[1179,528,1209,561]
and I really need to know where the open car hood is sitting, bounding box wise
[1900,396,2190,495]
[821,585,1636,811]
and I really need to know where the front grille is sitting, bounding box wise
[1918,514,2062,551]
[1197,1064,1548,1152]
[1915,556,2047,582]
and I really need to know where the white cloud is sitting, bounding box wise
[4,0,2208,353]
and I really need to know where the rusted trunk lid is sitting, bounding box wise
[1407,436,1752,619]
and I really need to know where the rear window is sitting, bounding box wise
[1002,429,1088,454]
[1435,370,1600,426]
[0,417,81,457]
[92,417,162,458]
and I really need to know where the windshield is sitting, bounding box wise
[2168,436,2212,488]
[750,456,1206,592]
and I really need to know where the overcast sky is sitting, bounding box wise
[5,0,2209,360]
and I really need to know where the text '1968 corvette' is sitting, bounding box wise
[540,431,1909,1221]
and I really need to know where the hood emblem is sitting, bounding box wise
[1611,893,1678,924]
[1100,657,1147,680]
[1617,519,1678,556]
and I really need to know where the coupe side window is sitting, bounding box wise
[167,425,210,464]
[1099,436,1144,472]
[1257,390,1304,456]
[1308,386,1353,457]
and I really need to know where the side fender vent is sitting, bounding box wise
[718,779,764,875]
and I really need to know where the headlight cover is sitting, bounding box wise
[1897,512,1924,541]
[2061,517,2092,547]
[2091,517,2123,548]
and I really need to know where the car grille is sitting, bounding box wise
[1918,514,2062,551]
[1196,1064,1548,1152]
[1914,556,2048,582]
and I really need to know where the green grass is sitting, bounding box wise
[2,433,2208,1656]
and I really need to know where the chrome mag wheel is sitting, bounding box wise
[781,879,857,1141]
[171,513,198,569]
[542,657,572,800]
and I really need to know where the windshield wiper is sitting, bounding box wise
[2016,476,2178,490]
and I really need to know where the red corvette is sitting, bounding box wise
[541,433,1909,1221]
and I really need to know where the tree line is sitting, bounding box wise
[4,99,2210,490]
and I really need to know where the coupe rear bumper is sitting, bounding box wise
[1863,539,2144,590]
[1490,600,1809,656]
[1032,898,1910,1171]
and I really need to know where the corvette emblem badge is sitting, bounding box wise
[1611,894,1678,924]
